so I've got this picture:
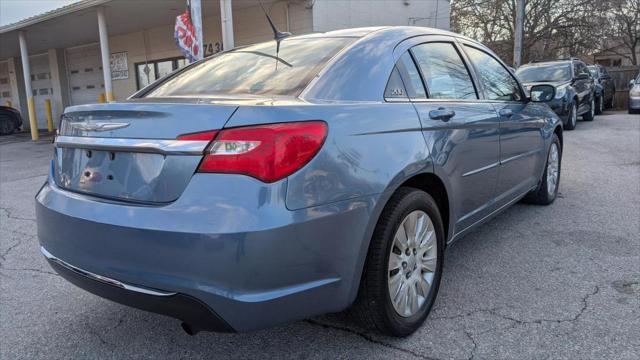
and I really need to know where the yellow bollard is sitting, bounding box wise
[98,93,106,103]
[106,91,114,102]
[5,101,12,108]
[45,99,54,132]
[27,97,38,140]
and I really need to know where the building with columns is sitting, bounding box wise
[0,0,450,135]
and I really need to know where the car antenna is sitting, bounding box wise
[258,0,291,70]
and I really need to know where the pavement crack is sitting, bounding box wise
[0,241,21,260]
[0,207,36,223]
[0,267,59,276]
[464,330,478,360]
[85,322,115,347]
[304,319,440,360]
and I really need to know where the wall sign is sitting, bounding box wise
[110,52,129,80]
[204,42,223,57]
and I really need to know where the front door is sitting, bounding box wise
[405,41,501,231]
[459,43,544,204]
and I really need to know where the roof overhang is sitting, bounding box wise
[0,0,276,59]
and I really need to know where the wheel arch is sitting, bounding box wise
[554,124,563,150]
[347,171,452,306]
[398,173,451,242]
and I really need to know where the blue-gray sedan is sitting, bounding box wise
[36,26,563,337]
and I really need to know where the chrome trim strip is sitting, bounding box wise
[55,136,209,155]
[501,148,540,165]
[40,246,176,297]
[462,161,499,177]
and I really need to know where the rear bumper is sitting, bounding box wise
[42,246,233,333]
[629,96,640,110]
[36,164,378,331]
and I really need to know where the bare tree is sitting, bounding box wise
[450,0,624,65]
[604,0,640,65]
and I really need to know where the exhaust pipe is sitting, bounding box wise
[181,322,200,336]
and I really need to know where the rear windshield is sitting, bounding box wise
[144,37,354,98]
[516,64,572,82]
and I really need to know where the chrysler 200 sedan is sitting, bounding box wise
[36,27,562,337]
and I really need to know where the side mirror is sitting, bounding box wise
[529,84,556,102]
[575,73,589,81]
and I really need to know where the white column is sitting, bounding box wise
[97,7,113,102]
[191,0,204,61]
[18,31,38,140]
[220,0,234,50]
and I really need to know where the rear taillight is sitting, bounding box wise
[181,121,327,183]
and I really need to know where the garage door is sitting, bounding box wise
[66,44,104,105]
[0,61,12,107]
[29,54,56,129]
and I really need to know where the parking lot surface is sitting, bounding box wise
[1,111,639,360]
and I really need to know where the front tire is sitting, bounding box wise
[523,133,562,205]
[564,101,577,130]
[351,187,444,337]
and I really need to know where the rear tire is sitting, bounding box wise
[595,93,604,115]
[607,90,615,109]
[351,187,444,337]
[0,115,16,135]
[583,97,595,121]
[523,134,562,205]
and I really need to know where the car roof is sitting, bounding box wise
[294,26,480,44]
[519,60,573,68]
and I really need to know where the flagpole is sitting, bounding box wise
[190,0,204,61]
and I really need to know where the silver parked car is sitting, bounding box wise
[36,27,563,337]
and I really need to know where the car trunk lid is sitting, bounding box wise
[54,102,237,203]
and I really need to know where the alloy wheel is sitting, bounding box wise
[571,104,577,127]
[591,99,595,117]
[388,210,437,317]
[547,143,560,196]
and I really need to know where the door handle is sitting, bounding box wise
[499,108,514,118]
[429,108,456,122]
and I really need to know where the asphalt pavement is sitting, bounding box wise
[1,111,638,359]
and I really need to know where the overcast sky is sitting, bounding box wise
[0,0,80,26]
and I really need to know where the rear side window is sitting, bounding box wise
[411,42,477,100]
[145,37,354,97]
[384,67,408,99]
[463,46,523,101]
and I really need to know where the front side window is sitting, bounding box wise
[464,46,522,101]
[145,37,354,97]
[411,42,477,100]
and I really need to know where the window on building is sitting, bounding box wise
[136,57,189,90]
[612,59,622,67]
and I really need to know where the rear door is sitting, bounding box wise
[401,38,501,231]
[459,42,544,202]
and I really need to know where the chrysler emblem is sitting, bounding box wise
[70,121,130,132]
